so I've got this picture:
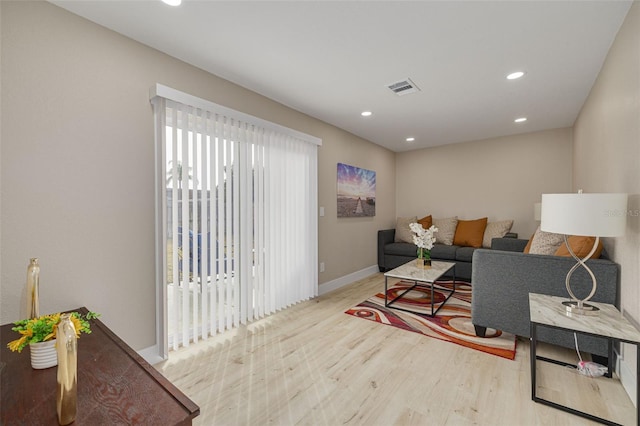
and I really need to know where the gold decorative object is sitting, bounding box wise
[416,256,432,269]
[56,313,78,425]
[26,258,40,319]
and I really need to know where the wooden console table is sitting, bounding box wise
[0,307,199,425]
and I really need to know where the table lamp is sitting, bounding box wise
[541,191,627,315]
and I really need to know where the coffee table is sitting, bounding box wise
[384,259,456,317]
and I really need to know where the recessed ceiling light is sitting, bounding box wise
[507,71,525,80]
[514,117,527,123]
[162,0,182,6]
[361,111,372,117]
[406,137,415,142]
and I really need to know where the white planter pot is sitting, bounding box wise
[30,339,58,369]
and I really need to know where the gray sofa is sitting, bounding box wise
[471,238,619,357]
[377,228,517,281]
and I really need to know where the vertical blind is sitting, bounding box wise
[151,85,320,352]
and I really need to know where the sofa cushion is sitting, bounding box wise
[394,216,417,243]
[482,220,514,248]
[417,215,433,229]
[554,236,603,259]
[529,226,564,255]
[456,246,477,263]
[453,217,488,248]
[433,216,458,245]
[384,242,418,257]
[430,244,458,261]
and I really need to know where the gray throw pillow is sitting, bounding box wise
[529,227,565,255]
[433,216,458,246]
[395,216,417,243]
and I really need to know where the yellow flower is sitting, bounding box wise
[70,315,84,337]
[7,328,33,353]
[7,310,99,352]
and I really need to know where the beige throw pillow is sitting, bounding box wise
[433,216,458,246]
[395,216,417,243]
[529,226,565,255]
[482,220,514,248]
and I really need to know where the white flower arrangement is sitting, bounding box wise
[409,222,438,258]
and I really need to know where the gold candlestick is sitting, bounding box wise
[26,258,40,319]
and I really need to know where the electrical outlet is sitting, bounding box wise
[319,262,325,273]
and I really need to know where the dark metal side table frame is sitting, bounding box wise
[384,263,456,317]
[530,313,640,425]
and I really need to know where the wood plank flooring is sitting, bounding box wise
[156,273,635,425]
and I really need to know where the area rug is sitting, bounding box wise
[345,280,517,360]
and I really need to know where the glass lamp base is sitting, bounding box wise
[562,300,600,316]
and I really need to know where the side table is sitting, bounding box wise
[529,293,640,426]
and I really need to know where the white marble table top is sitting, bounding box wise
[529,293,640,344]
[384,260,455,283]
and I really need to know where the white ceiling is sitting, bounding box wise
[51,1,632,152]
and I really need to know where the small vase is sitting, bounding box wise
[26,258,40,319]
[30,339,57,369]
[57,313,78,425]
[416,249,432,269]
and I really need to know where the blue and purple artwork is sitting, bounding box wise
[337,163,376,217]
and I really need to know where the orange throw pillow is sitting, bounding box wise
[554,236,603,259]
[417,215,432,229]
[453,217,488,248]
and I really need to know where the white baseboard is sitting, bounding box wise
[318,264,379,295]
[138,344,166,366]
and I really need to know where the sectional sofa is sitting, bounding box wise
[377,216,516,281]
[471,237,619,358]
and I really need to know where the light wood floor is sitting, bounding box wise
[156,273,635,425]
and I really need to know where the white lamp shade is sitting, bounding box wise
[541,193,627,237]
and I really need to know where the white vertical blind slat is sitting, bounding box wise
[238,124,249,324]
[190,107,199,345]
[169,102,180,351]
[180,104,191,349]
[232,124,240,328]
[207,113,217,337]
[199,109,209,340]
[216,116,225,333]
[225,126,234,330]
[255,133,265,319]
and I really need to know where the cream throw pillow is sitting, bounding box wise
[482,220,514,248]
[529,226,565,255]
[395,216,417,243]
[433,216,458,246]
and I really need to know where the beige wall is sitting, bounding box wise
[0,1,396,349]
[573,1,640,395]
[395,128,574,239]
[317,126,396,285]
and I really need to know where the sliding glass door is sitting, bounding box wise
[152,85,320,355]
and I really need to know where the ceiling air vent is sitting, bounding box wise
[387,78,420,96]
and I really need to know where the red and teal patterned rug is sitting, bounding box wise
[345,280,517,360]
